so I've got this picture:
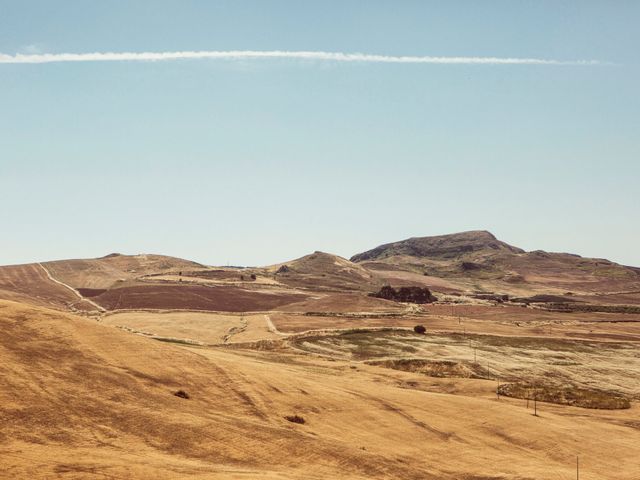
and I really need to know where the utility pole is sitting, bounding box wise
[534,394,538,416]
[576,455,579,480]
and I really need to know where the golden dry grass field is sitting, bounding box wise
[2,298,640,479]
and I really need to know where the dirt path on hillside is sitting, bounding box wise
[38,263,105,312]
[264,314,289,336]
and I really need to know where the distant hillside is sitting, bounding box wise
[265,251,380,292]
[42,253,204,289]
[0,253,309,313]
[351,231,523,263]
[2,233,639,312]
[351,231,640,301]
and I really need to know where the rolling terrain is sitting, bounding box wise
[2,300,640,479]
[2,231,640,478]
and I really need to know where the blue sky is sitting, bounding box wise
[1,1,638,266]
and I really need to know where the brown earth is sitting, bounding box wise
[91,284,308,312]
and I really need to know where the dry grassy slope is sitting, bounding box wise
[351,231,640,298]
[264,251,380,292]
[0,263,79,310]
[43,253,204,290]
[278,292,405,314]
[1,299,639,479]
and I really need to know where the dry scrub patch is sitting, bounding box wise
[293,330,640,403]
[367,358,484,379]
[497,382,630,410]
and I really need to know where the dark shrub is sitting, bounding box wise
[370,286,436,304]
[413,325,426,334]
[276,265,290,274]
[461,262,482,271]
[174,390,190,399]
[250,274,257,280]
[284,415,305,424]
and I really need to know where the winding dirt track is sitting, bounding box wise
[38,263,105,312]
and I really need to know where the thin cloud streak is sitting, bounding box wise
[0,50,601,65]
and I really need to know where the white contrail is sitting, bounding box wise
[0,50,601,65]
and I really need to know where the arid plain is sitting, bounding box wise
[1,231,639,479]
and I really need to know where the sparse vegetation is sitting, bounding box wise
[174,390,190,399]
[461,261,482,271]
[370,285,436,304]
[369,358,481,378]
[284,414,305,424]
[497,382,630,410]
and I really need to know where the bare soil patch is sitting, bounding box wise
[92,284,307,312]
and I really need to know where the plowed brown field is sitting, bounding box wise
[92,284,307,312]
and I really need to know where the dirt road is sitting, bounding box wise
[38,263,105,312]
